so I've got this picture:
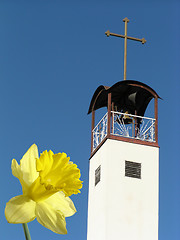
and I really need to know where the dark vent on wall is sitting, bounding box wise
[125,161,141,179]
[95,166,101,186]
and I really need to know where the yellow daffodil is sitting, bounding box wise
[5,144,83,234]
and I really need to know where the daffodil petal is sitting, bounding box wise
[20,144,39,186]
[5,195,36,223]
[11,159,29,194]
[36,201,67,234]
[11,158,21,179]
[44,192,76,217]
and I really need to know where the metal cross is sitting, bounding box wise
[105,17,146,80]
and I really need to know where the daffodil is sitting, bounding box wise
[5,144,83,234]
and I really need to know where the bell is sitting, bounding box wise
[122,111,133,124]
[115,111,133,124]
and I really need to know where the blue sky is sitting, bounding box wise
[1,1,180,240]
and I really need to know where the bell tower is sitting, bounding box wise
[87,18,160,240]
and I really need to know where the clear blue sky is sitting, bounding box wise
[1,1,180,240]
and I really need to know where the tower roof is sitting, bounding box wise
[88,80,160,117]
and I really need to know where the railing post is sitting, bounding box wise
[151,119,153,141]
[112,111,114,135]
[107,92,111,137]
[154,97,158,143]
[134,110,137,137]
[132,117,135,138]
[91,110,95,153]
[111,102,114,135]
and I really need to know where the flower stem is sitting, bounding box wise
[22,223,31,240]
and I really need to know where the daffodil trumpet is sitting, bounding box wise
[5,144,83,237]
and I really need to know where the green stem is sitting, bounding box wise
[22,223,31,240]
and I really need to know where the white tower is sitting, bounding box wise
[87,19,160,240]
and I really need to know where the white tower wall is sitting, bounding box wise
[87,139,159,240]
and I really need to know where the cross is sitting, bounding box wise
[105,17,146,80]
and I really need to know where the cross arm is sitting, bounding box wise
[105,30,146,44]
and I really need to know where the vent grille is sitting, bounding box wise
[125,161,141,179]
[95,165,101,186]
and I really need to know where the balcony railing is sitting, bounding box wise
[92,111,156,151]
[92,113,108,151]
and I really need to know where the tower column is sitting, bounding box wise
[107,92,111,137]
[91,110,95,153]
[155,97,158,143]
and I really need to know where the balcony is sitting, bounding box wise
[92,111,156,151]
